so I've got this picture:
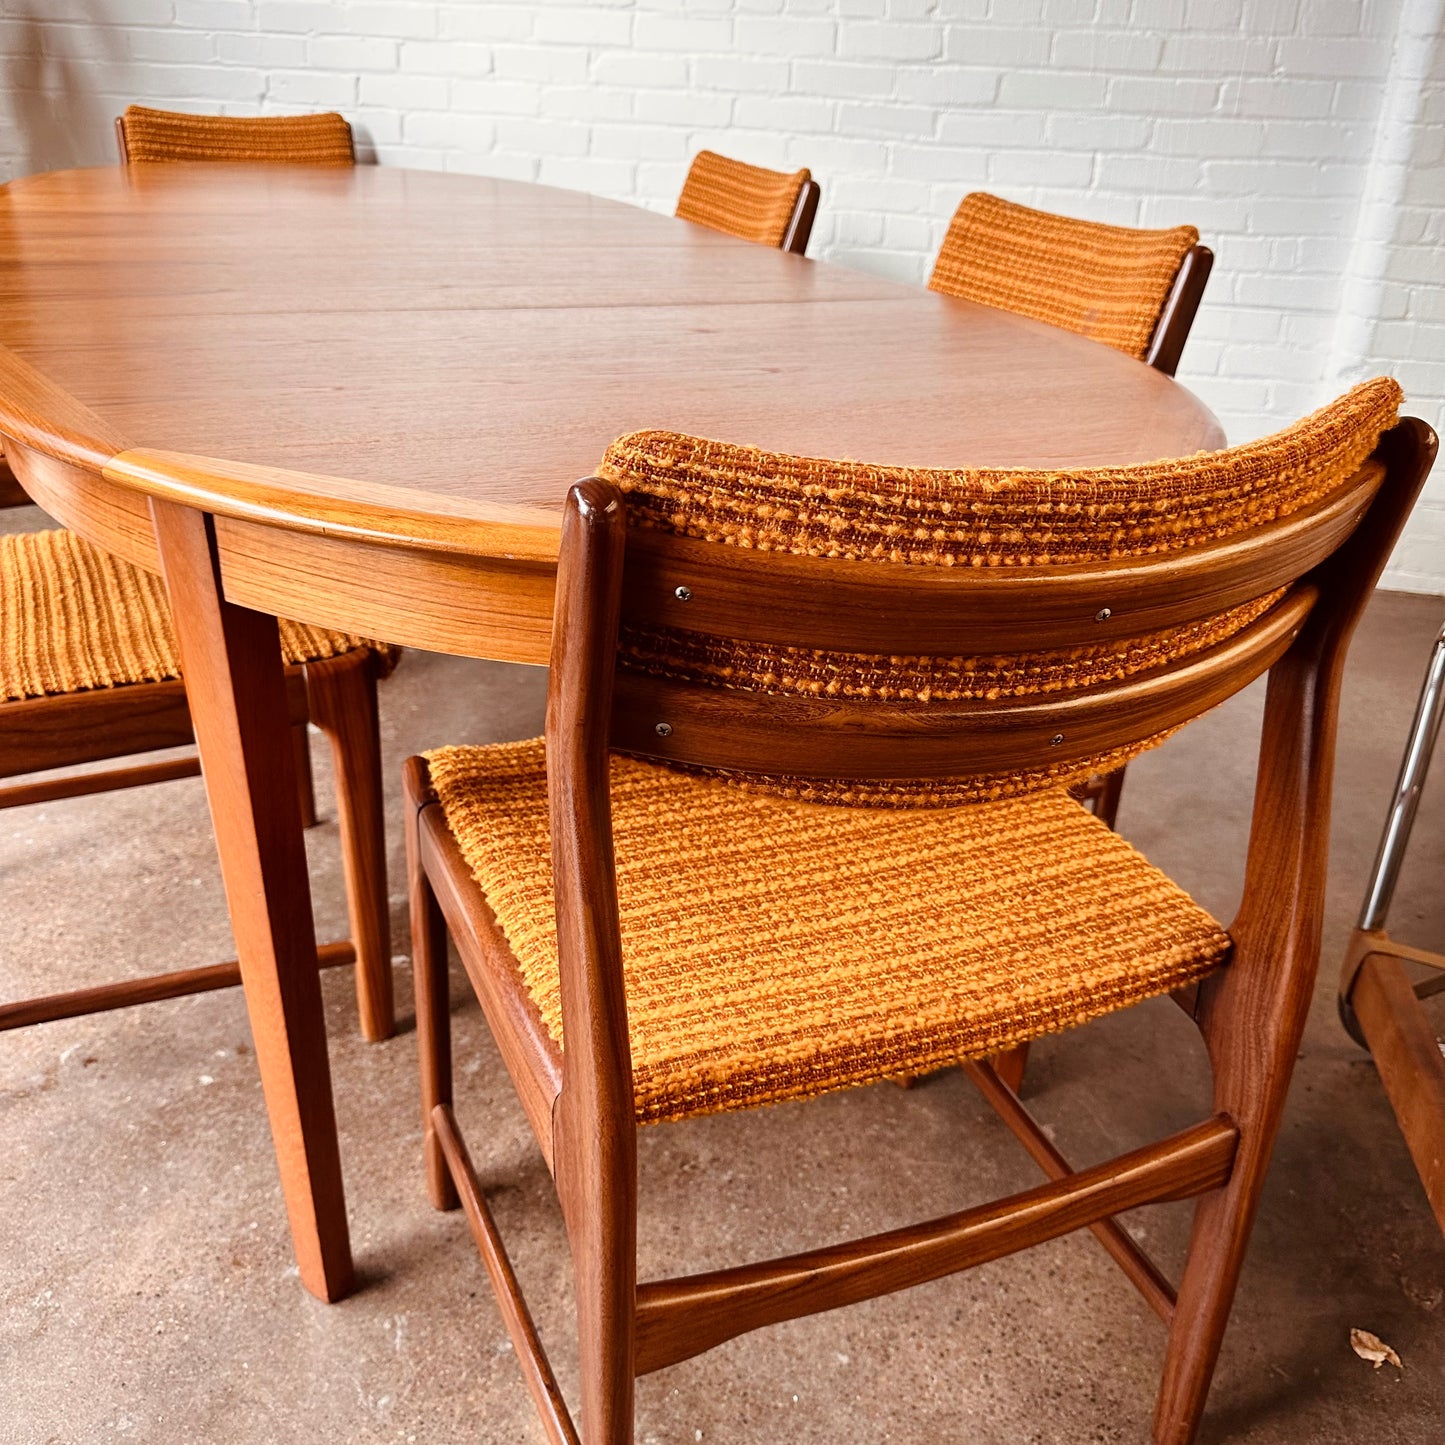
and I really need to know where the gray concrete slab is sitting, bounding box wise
[2,503,1442,1443]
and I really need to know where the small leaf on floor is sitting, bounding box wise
[1350,1328,1403,1370]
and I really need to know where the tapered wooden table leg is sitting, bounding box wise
[151,499,354,1302]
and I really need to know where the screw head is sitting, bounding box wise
[674,585,692,602]
[655,721,673,737]
[1050,733,1064,746]
[1094,607,1112,623]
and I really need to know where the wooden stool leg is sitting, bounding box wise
[292,721,319,828]
[307,655,394,1042]
[151,498,353,1303]
[405,760,458,1213]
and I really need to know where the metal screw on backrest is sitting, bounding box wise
[674,585,692,601]
[1050,734,1064,746]
[1095,608,1112,623]
[655,722,673,737]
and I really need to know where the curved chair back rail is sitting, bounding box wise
[609,586,1314,781]
[115,105,355,165]
[617,470,1380,654]
[676,150,819,255]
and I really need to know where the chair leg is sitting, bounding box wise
[991,1042,1029,1094]
[292,721,319,828]
[306,654,394,1042]
[566,1154,637,1445]
[1151,1126,1274,1445]
[1094,765,1127,831]
[1153,937,1307,1445]
[406,763,458,1213]
[556,1070,638,1442]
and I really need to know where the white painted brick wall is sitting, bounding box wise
[0,0,1441,591]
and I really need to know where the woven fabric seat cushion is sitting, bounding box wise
[928,192,1198,359]
[1,529,384,702]
[426,739,1229,1124]
[599,377,1402,806]
[119,105,354,165]
[675,151,811,249]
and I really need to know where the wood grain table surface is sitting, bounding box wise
[0,164,1223,516]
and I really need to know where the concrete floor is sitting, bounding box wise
[1,501,1442,1444]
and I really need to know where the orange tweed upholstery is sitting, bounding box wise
[676,150,811,249]
[118,105,354,165]
[0,529,388,702]
[929,192,1198,359]
[425,739,1230,1123]
[599,377,1403,806]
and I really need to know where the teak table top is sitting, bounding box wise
[0,163,1223,526]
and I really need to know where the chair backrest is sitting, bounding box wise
[560,378,1408,808]
[675,151,819,255]
[929,192,1207,371]
[115,106,355,165]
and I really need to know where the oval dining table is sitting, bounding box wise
[0,163,1224,1303]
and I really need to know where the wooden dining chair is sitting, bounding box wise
[675,150,820,255]
[929,191,1215,853]
[0,525,395,1041]
[399,377,1431,1444]
[115,105,355,165]
[0,107,388,1038]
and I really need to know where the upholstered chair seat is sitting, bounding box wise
[1,528,387,702]
[424,737,1228,1124]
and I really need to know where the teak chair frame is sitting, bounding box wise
[1145,244,1214,379]
[782,178,821,257]
[405,415,1435,1445]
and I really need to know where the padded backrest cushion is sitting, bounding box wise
[929,192,1198,361]
[120,106,354,165]
[597,377,1403,807]
[676,150,811,250]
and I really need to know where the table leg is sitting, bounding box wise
[150,498,354,1302]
